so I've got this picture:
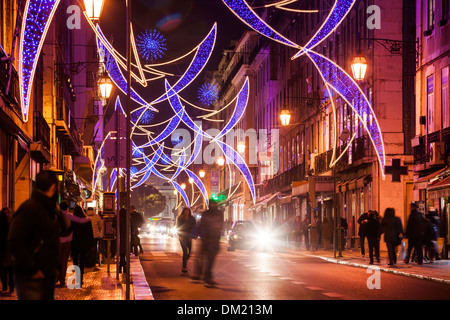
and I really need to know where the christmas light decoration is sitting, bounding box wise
[136,29,167,62]
[198,83,219,105]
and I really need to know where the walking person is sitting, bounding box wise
[57,202,91,287]
[301,217,310,251]
[425,209,440,262]
[86,207,103,268]
[309,215,320,251]
[321,216,333,251]
[366,211,381,264]
[176,207,196,276]
[71,206,94,287]
[7,171,61,300]
[130,206,145,256]
[381,208,403,266]
[192,199,224,286]
[357,212,369,257]
[293,216,302,250]
[0,207,14,294]
[404,202,427,265]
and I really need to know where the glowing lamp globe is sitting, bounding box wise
[99,76,112,99]
[199,169,206,178]
[351,56,368,81]
[280,109,291,126]
[83,0,105,20]
[216,156,225,166]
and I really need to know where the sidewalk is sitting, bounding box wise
[285,245,450,285]
[0,255,153,300]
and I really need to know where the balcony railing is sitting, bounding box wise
[261,163,305,197]
[414,128,450,165]
[0,49,21,116]
[33,111,51,151]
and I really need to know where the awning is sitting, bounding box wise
[336,175,371,192]
[414,167,447,190]
[292,181,309,196]
[428,175,450,199]
[248,192,279,211]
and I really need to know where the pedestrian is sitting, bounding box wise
[118,207,127,273]
[176,207,196,276]
[321,216,333,251]
[301,217,310,250]
[130,206,145,256]
[366,211,381,264]
[309,215,320,251]
[337,217,348,251]
[86,207,103,269]
[57,201,91,287]
[381,208,403,266]
[357,212,369,257]
[71,205,94,287]
[404,202,427,265]
[7,170,61,300]
[0,207,14,294]
[293,216,302,250]
[425,208,440,262]
[192,199,224,286]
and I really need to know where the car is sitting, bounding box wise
[227,220,260,251]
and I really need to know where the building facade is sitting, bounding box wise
[413,0,449,257]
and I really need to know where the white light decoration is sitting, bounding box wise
[280,109,291,126]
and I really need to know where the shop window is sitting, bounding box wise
[442,67,449,128]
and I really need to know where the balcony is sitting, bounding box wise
[0,48,21,116]
[55,99,83,156]
[413,128,450,167]
[31,111,51,163]
[261,163,305,197]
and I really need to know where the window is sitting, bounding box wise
[442,0,449,22]
[427,75,435,133]
[442,67,449,128]
[428,0,435,30]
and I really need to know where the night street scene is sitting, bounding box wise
[1,0,450,312]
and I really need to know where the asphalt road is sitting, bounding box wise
[138,233,450,301]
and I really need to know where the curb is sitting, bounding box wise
[307,254,450,285]
[130,255,154,300]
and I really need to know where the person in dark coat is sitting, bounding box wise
[381,207,404,266]
[366,211,381,264]
[404,203,427,265]
[0,207,14,293]
[357,212,369,257]
[71,206,93,287]
[425,209,441,261]
[176,207,196,275]
[7,171,61,300]
[130,206,145,256]
[192,199,224,286]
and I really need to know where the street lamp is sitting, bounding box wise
[216,156,225,166]
[280,109,291,126]
[181,183,186,190]
[237,141,246,153]
[83,0,105,21]
[350,56,368,81]
[188,178,194,184]
[199,169,206,178]
[99,75,112,99]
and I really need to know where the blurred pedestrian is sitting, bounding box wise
[86,207,103,269]
[0,207,14,294]
[118,207,127,273]
[425,208,440,262]
[57,202,91,287]
[309,215,320,251]
[8,171,61,300]
[293,216,302,250]
[357,212,369,257]
[381,208,403,266]
[130,206,145,256]
[366,211,381,264]
[192,199,224,286]
[71,206,94,287]
[404,202,427,265]
[176,207,196,275]
[301,217,310,251]
[321,216,333,251]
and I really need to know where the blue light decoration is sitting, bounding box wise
[18,0,62,121]
[198,83,219,105]
[221,0,300,49]
[292,0,356,59]
[305,50,386,177]
[153,23,217,105]
[222,0,386,179]
[136,29,167,62]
